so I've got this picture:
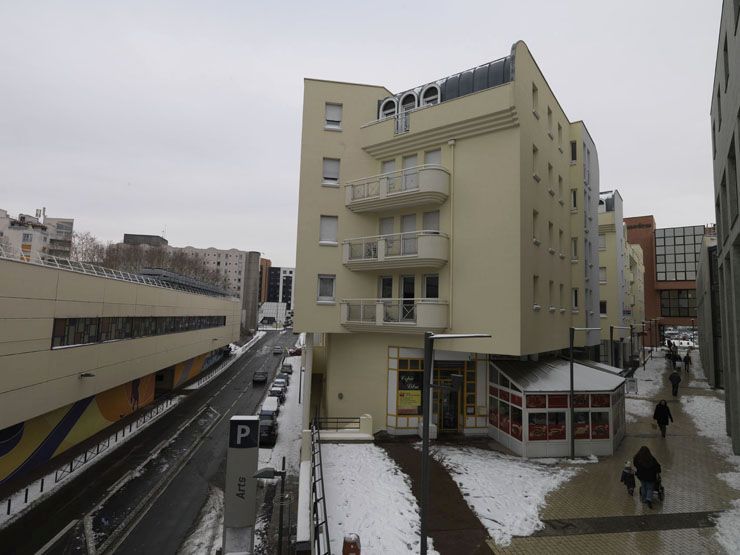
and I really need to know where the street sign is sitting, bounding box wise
[223,415,259,554]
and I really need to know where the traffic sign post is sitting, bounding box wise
[223,415,259,554]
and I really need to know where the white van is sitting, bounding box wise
[261,396,280,416]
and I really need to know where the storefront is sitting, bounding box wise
[488,358,625,457]
[386,347,488,436]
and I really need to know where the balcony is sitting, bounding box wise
[340,298,448,333]
[345,165,450,213]
[342,231,449,271]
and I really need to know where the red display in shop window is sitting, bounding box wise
[591,423,610,439]
[548,413,567,440]
[574,394,589,408]
[500,390,510,402]
[499,413,510,434]
[574,413,590,439]
[489,406,499,427]
[511,394,522,406]
[511,421,522,440]
[548,394,568,408]
[490,386,499,398]
[526,394,546,409]
[591,394,610,408]
[528,413,547,441]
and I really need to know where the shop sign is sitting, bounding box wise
[398,371,422,415]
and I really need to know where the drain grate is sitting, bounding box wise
[527,511,721,538]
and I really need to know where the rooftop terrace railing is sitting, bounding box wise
[0,245,236,300]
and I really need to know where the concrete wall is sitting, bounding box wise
[697,238,722,387]
[0,258,240,430]
[240,251,261,332]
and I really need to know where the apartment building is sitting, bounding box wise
[259,257,272,303]
[121,234,261,332]
[294,42,621,457]
[624,216,707,345]
[0,208,74,260]
[710,0,740,453]
[0,254,240,486]
[266,266,295,309]
[625,242,646,339]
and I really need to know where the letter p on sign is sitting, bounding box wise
[229,417,259,448]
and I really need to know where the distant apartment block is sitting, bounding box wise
[0,207,74,259]
[710,0,740,454]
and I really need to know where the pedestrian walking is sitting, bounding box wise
[653,399,673,438]
[683,351,692,374]
[620,461,636,495]
[633,446,662,509]
[669,369,682,397]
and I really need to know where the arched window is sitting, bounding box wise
[380,98,397,119]
[400,92,417,112]
[421,85,441,106]
[598,199,606,213]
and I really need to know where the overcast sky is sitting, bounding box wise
[0,1,723,267]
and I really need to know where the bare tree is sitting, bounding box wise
[70,231,106,264]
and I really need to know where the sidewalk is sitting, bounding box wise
[493,350,736,554]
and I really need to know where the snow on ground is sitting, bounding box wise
[258,356,303,474]
[628,353,667,399]
[689,380,710,389]
[429,445,578,547]
[680,395,740,553]
[322,444,437,554]
[626,398,655,423]
[177,485,223,555]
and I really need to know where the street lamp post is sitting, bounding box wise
[420,332,490,555]
[254,456,287,555]
[569,327,600,459]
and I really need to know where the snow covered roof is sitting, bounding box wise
[493,358,624,393]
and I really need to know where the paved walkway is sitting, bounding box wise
[493,350,736,554]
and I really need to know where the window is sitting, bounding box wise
[424,148,441,165]
[571,237,578,259]
[422,210,440,232]
[380,98,397,119]
[572,288,579,309]
[533,275,540,307]
[559,283,564,307]
[532,83,539,115]
[322,158,340,185]
[728,137,738,224]
[423,274,439,298]
[532,145,539,180]
[378,276,393,299]
[532,210,539,241]
[598,234,606,250]
[655,226,704,280]
[547,163,553,190]
[599,267,607,283]
[317,274,336,302]
[570,140,577,162]
[600,300,607,316]
[421,85,440,106]
[660,289,697,317]
[723,36,730,91]
[548,280,554,308]
[22,233,32,242]
[557,123,563,146]
[558,229,563,253]
[558,176,563,201]
[712,121,717,159]
[547,106,553,134]
[570,188,577,209]
[717,87,722,128]
[548,221,554,249]
[324,103,342,129]
[319,215,338,245]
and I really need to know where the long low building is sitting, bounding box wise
[0,254,240,486]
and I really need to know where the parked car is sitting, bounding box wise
[288,347,302,356]
[259,405,278,446]
[272,345,284,355]
[261,396,280,416]
[276,372,290,386]
[273,378,288,392]
[252,370,269,384]
[268,387,286,404]
[280,363,293,375]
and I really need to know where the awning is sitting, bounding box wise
[493,358,625,393]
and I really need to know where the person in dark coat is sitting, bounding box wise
[633,445,662,508]
[653,399,673,438]
[683,351,692,373]
[669,369,682,397]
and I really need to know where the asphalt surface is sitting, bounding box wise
[0,330,297,555]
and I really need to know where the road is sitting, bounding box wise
[0,330,298,555]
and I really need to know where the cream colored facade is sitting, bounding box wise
[598,191,627,346]
[0,258,240,431]
[295,41,601,435]
[626,242,645,332]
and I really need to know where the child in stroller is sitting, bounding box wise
[640,473,666,503]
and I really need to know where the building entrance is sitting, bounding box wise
[432,366,465,432]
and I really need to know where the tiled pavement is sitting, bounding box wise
[492,350,737,554]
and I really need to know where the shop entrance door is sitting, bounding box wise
[433,369,460,432]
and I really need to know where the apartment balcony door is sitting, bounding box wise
[402,155,418,191]
[401,214,417,255]
[400,275,415,321]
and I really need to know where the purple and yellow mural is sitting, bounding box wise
[0,376,155,486]
[171,349,223,388]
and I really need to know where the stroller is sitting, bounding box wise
[642,473,665,502]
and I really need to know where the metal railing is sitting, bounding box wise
[345,164,444,202]
[343,298,447,325]
[0,245,236,299]
[345,230,445,261]
[310,421,331,555]
[315,417,361,432]
[1,397,178,522]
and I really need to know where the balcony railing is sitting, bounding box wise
[345,165,450,213]
[342,231,449,271]
[340,298,448,333]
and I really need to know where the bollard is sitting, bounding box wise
[342,533,361,555]
[40,478,44,493]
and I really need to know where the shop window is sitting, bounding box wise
[574,412,590,439]
[511,407,523,440]
[500,375,510,390]
[591,411,610,439]
[528,413,547,440]
[591,394,610,407]
[526,394,547,409]
[498,401,510,433]
[511,393,522,407]
[489,399,499,427]
[500,390,510,402]
[548,394,568,408]
[548,412,567,440]
[488,363,498,384]
[574,394,589,408]
[489,386,499,398]
[397,370,423,415]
